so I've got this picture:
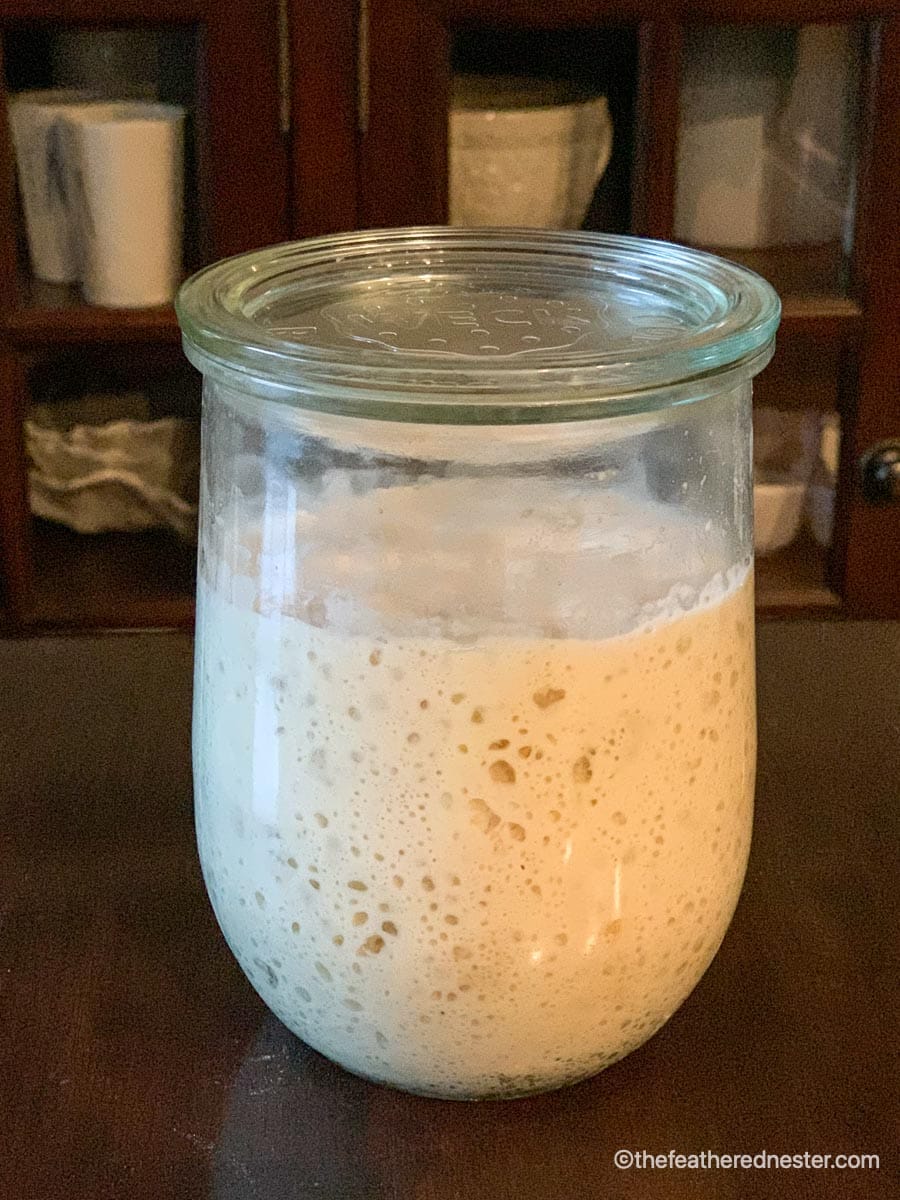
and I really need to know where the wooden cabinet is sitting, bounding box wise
[0,0,288,629]
[0,0,897,630]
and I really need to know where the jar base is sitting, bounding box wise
[292,1030,631,1102]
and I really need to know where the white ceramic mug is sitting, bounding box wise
[449,76,613,229]
[8,89,98,282]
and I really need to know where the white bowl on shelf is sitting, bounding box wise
[449,75,613,229]
[753,481,806,556]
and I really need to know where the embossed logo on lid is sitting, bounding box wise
[319,289,602,356]
[177,229,780,421]
[281,282,695,359]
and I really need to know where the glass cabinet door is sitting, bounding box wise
[675,25,861,267]
[674,22,866,610]
[356,3,899,616]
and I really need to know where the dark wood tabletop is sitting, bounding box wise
[2,620,898,1200]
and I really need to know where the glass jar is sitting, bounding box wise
[177,229,779,1100]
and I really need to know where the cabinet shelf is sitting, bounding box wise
[23,519,838,632]
[2,278,181,347]
[698,242,862,340]
[29,521,195,630]
[3,246,863,350]
[755,530,840,614]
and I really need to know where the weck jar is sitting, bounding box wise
[176,229,780,1099]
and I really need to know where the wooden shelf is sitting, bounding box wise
[697,241,862,340]
[712,241,850,297]
[755,529,841,615]
[3,246,861,349]
[29,521,195,630]
[22,518,838,633]
[2,278,181,347]
[696,243,864,410]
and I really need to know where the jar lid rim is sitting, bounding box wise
[176,228,780,421]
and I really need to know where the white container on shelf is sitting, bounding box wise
[675,28,788,248]
[675,26,858,248]
[60,102,185,307]
[806,484,835,548]
[7,89,98,282]
[449,75,612,229]
[751,406,821,556]
[753,406,821,481]
[769,25,860,253]
[753,482,807,556]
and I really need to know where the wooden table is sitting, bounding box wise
[2,621,898,1199]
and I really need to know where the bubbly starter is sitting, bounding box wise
[194,477,755,1097]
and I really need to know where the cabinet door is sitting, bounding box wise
[671,18,900,617]
[836,18,900,617]
[356,2,900,617]
[198,0,291,254]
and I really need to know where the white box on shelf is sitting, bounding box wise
[675,25,859,249]
[754,482,807,556]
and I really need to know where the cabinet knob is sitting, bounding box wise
[859,441,900,505]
